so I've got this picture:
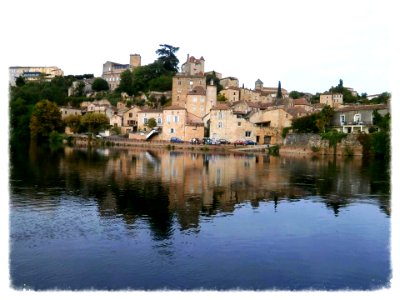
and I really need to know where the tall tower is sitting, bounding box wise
[255,79,263,90]
[130,54,141,68]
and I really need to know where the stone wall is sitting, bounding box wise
[281,133,363,156]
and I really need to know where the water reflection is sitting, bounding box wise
[10,146,390,241]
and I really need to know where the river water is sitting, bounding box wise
[9,145,391,290]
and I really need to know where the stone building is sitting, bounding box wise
[137,109,163,132]
[162,106,204,141]
[59,107,82,119]
[102,53,141,91]
[320,92,343,108]
[9,66,64,86]
[219,77,239,89]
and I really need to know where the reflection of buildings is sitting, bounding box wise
[58,148,390,227]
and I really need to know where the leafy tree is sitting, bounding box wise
[146,117,157,129]
[15,76,26,87]
[277,81,282,99]
[289,90,305,99]
[148,75,172,92]
[369,92,391,104]
[81,113,109,133]
[116,69,135,96]
[291,113,319,133]
[373,111,390,132]
[316,105,334,133]
[92,77,109,92]
[10,97,34,144]
[74,81,86,96]
[64,115,82,133]
[206,71,223,94]
[29,99,63,142]
[217,94,228,102]
[329,79,358,103]
[155,44,180,72]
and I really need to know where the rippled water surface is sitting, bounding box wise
[9,146,391,290]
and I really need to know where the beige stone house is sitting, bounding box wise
[320,92,343,108]
[122,106,141,131]
[220,87,240,103]
[137,109,163,132]
[219,77,239,89]
[102,54,141,91]
[162,106,204,141]
[59,107,82,119]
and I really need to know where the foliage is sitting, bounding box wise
[155,44,180,72]
[217,94,228,102]
[15,76,26,87]
[281,127,291,138]
[277,81,282,99]
[320,131,347,155]
[329,79,358,103]
[289,90,305,99]
[315,105,334,133]
[373,111,390,132]
[49,131,65,150]
[63,115,82,133]
[146,118,157,129]
[206,71,223,94]
[92,77,109,92]
[368,92,391,104]
[10,97,34,144]
[73,81,86,96]
[291,113,319,133]
[29,100,63,142]
[80,113,109,133]
[268,145,280,156]
[116,69,135,96]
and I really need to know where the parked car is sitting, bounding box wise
[218,139,230,144]
[202,137,212,145]
[244,140,257,145]
[233,140,245,146]
[190,138,201,144]
[170,137,184,143]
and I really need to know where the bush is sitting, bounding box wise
[268,145,280,156]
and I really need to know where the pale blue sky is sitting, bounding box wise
[1,0,396,95]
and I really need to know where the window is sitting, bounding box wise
[354,113,361,124]
[245,131,251,137]
[157,118,162,124]
[340,114,346,125]
[170,128,175,133]
[192,97,197,102]
[174,116,179,123]
[129,113,132,117]
[218,112,223,120]
[218,122,223,128]
[200,97,205,102]
[178,81,181,85]
[143,118,148,124]
[238,122,241,126]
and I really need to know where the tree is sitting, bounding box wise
[155,44,180,73]
[29,99,63,141]
[206,71,223,94]
[146,118,157,129]
[64,115,82,133]
[80,113,109,133]
[116,69,134,95]
[289,90,305,99]
[92,77,109,92]
[15,76,26,87]
[277,81,282,99]
[316,105,334,133]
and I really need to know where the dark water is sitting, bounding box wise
[9,145,391,290]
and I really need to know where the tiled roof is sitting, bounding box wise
[188,86,206,95]
[211,103,230,110]
[293,98,310,106]
[335,104,388,112]
[163,105,186,110]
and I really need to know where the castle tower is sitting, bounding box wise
[255,79,263,90]
[130,54,141,68]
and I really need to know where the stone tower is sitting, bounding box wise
[255,78,263,90]
[130,54,141,68]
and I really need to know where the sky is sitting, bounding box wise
[0,0,397,95]
[1,0,399,299]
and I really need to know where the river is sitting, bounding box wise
[9,145,391,290]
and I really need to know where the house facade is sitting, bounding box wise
[320,92,343,108]
[137,109,163,132]
[59,107,82,119]
[332,104,389,133]
[9,66,64,86]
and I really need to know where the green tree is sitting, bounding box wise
[29,100,63,142]
[277,81,282,99]
[329,79,358,103]
[81,113,109,133]
[116,69,134,95]
[146,117,157,129]
[74,81,86,96]
[92,77,109,92]
[15,76,26,87]
[316,105,334,133]
[63,115,82,133]
[217,94,228,102]
[155,44,180,72]
[289,90,305,99]
[291,113,319,133]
